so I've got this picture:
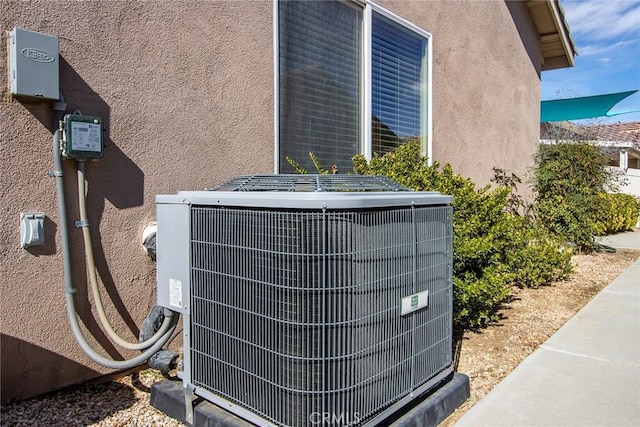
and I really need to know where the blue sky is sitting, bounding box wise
[541,0,640,123]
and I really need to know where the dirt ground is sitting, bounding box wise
[440,248,640,426]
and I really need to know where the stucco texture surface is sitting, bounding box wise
[379,0,542,188]
[1,0,273,403]
[2,0,543,403]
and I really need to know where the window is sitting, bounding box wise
[277,1,361,173]
[276,0,431,173]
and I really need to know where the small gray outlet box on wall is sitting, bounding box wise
[8,27,59,100]
[20,212,45,248]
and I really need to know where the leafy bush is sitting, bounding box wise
[503,219,573,288]
[593,193,640,235]
[353,143,573,329]
[491,167,534,218]
[286,153,333,175]
[531,142,620,251]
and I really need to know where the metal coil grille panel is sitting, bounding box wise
[189,205,453,426]
[208,174,410,192]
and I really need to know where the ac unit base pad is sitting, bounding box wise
[150,373,470,427]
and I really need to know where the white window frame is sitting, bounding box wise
[273,0,432,173]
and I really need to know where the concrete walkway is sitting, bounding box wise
[456,231,640,427]
[596,230,640,250]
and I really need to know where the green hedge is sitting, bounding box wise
[531,142,620,250]
[352,143,573,329]
[503,220,573,289]
[593,193,640,235]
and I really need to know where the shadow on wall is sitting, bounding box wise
[15,57,147,370]
[61,56,147,346]
[505,0,540,77]
[1,336,140,424]
[0,334,102,404]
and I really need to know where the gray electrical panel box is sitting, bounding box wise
[8,28,59,100]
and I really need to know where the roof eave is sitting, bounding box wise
[528,0,577,71]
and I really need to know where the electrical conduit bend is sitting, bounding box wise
[53,130,177,368]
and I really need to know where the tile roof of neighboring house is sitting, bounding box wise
[585,122,640,148]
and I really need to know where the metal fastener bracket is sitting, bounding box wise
[74,219,89,228]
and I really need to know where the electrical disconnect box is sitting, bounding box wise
[61,114,104,160]
[8,28,59,100]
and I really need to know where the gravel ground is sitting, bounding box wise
[2,249,638,427]
[1,370,183,427]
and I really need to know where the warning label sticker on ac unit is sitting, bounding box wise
[401,290,429,316]
[169,278,182,308]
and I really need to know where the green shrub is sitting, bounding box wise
[504,219,574,288]
[593,193,640,235]
[453,270,511,330]
[290,143,574,329]
[353,142,573,329]
[531,142,620,251]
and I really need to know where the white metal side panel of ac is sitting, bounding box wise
[156,202,190,314]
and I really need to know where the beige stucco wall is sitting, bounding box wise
[377,0,542,188]
[1,0,274,403]
[1,0,543,403]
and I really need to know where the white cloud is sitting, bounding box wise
[579,38,640,56]
[563,0,640,41]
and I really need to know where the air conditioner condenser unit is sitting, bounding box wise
[155,175,456,426]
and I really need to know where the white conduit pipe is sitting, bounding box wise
[53,130,177,368]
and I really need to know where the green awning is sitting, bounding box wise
[540,90,639,122]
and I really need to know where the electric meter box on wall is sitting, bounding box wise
[61,114,104,160]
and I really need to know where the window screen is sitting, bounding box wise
[278,1,361,173]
